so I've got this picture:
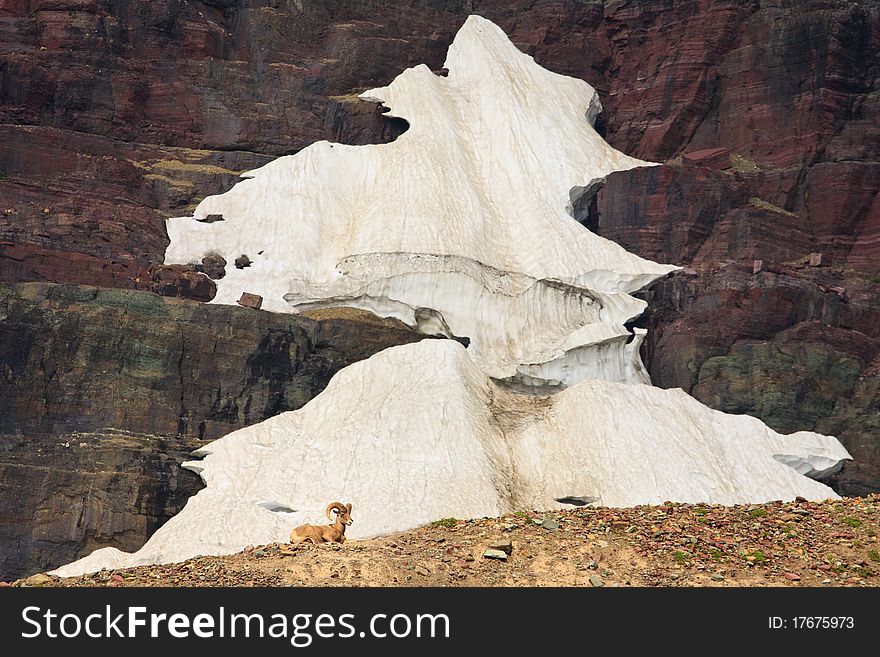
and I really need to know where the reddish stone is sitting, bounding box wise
[200,253,227,280]
[828,286,847,300]
[149,265,216,302]
[237,292,263,310]
[682,148,730,171]
[593,163,811,267]
[1,241,151,290]
[801,163,880,270]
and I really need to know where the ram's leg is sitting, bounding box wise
[290,528,312,544]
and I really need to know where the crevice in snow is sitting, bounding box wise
[256,501,297,513]
[568,177,606,227]
[773,454,847,480]
[555,496,600,507]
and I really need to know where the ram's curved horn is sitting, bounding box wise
[326,502,346,520]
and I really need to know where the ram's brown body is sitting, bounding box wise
[290,502,353,545]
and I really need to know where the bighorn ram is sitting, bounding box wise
[290,502,353,545]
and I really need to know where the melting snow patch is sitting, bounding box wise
[53,16,852,578]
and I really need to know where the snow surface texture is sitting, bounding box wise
[54,16,851,577]
[164,15,677,388]
[54,341,850,577]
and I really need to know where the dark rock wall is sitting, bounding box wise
[0,283,425,579]
[0,283,426,438]
[0,432,199,584]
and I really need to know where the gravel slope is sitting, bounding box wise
[10,496,879,588]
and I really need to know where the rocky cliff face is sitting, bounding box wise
[589,156,879,493]
[4,1,876,284]
[0,431,199,584]
[635,268,880,496]
[1,0,878,571]
[0,283,425,579]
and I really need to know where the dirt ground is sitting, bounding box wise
[10,495,880,588]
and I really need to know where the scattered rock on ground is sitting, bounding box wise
[487,540,513,556]
[483,549,509,561]
[19,573,54,587]
[35,496,880,588]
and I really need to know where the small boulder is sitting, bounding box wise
[234,254,252,269]
[201,253,227,280]
[149,265,216,302]
[237,292,263,309]
[828,285,847,300]
[20,573,54,587]
[483,548,508,561]
[487,539,513,556]
[682,147,730,171]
